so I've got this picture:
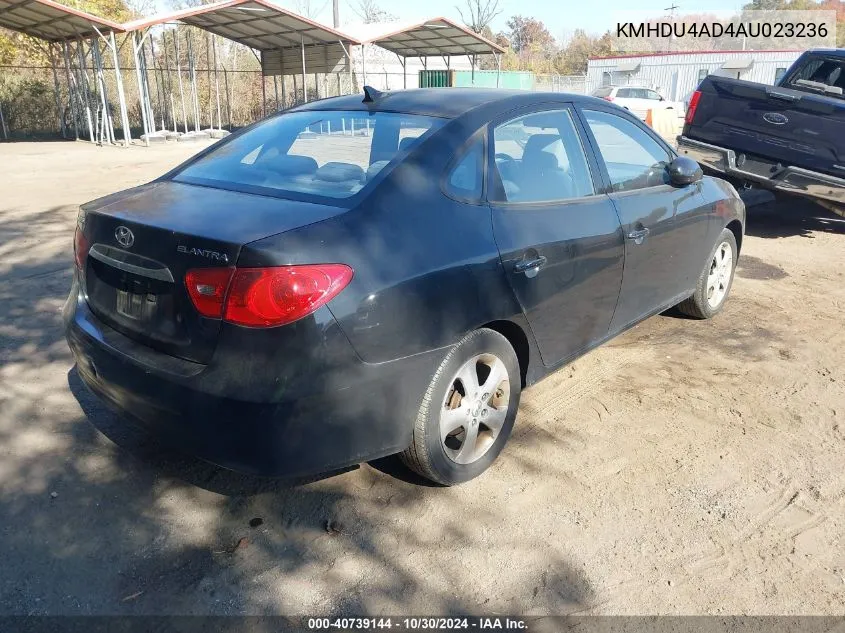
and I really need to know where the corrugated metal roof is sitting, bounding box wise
[123,0,361,50]
[360,17,505,57]
[0,0,124,41]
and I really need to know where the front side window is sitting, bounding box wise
[175,110,444,199]
[492,109,595,203]
[583,109,671,192]
[698,68,709,82]
[645,89,662,101]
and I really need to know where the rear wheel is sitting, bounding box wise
[400,328,521,485]
[677,228,737,319]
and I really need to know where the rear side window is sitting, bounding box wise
[492,109,595,203]
[782,55,844,99]
[446,137,484,201]
[175,110,445,199]
[583,109,671,192]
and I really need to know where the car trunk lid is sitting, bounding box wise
[79,180,346,364]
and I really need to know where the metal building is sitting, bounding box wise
[586,50,804,101]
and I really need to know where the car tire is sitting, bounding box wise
[677,228,738,319]
[400,328,521,485]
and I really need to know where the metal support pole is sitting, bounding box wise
[140,38,156,133]
[206,31,213,130]
[212,36,222,129]
[261,75,267,116]
[76,39,95,143]
[62,41,79,140]
[281,71,287,110]
[273,75,279,110]
[361,44,367,86]
[399,55,406,89]
[314,73,319,99]
[162,29,176,132]
[92,39,115,144]
[175,29,188,134]
[48,44,67,138]
[223,66,232,129]
[495,53,501,88]
[109,32,131,145]
[0,100,7,140]
[149,35,165,131]
[187,31,200,131]
[132,32,150,144]
[300,38,308,102]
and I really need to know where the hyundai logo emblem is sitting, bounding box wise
[762,112,789,125]
[114,225,135,248]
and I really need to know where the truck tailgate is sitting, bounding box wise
[684,76,845,179]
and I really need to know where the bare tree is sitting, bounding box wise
[350,0,396,24]
[456,0,502,34]
[293,0,330,19]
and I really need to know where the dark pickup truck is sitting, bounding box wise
[677,49,845,216]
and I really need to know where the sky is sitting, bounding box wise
[287,0,749,38]
[152,0,751,39]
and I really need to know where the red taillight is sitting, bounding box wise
[185,264,353,327]
[185,267,235,318]
[74,227,89,271]
[685,90,702,125]
[602,95,615,102]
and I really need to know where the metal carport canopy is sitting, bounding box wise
[0,0,124,41]
[361,17,505,57]
[122,0,361,52]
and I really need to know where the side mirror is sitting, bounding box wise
[659,95,665,101]
[667,156,703,186]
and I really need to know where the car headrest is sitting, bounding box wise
[522,134,560,171]
[258,153,318,175]
[366,160,390,180]
[398,136,419,152]
[314,162,365,183]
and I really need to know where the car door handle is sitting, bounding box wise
[514,255,547,274]
[626,228,650,245]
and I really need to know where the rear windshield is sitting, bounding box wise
[593,87,613,98]
[782,55,844,100]
[174,110,445,199]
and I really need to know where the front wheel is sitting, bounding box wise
[400,328,521,485]
[676,228,738,319]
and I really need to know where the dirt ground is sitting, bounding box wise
[1,140,843,616]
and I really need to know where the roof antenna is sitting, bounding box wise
[362,85,383,103]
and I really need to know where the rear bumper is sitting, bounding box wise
[64,280,442,478]
[677,136,845,208]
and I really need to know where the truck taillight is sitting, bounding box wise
[685,90,702,125]
[73,226,90,271]
[185,264,354,327]
[602,95,615,102]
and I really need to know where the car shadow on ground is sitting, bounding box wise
[741,191,845,240]
[1,201,594,615]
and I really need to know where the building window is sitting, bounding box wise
[697,68,709,82]
[774,67,787,84]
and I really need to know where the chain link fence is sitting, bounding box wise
[0,65,589,141]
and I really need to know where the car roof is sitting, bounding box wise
[290,87,599,119]
[805,48,845,58]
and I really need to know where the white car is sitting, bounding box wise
[592,86,684,120]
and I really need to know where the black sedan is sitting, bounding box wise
[65,87,745,485]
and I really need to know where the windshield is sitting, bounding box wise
[175,110,445,199]
[782,55,845,100]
